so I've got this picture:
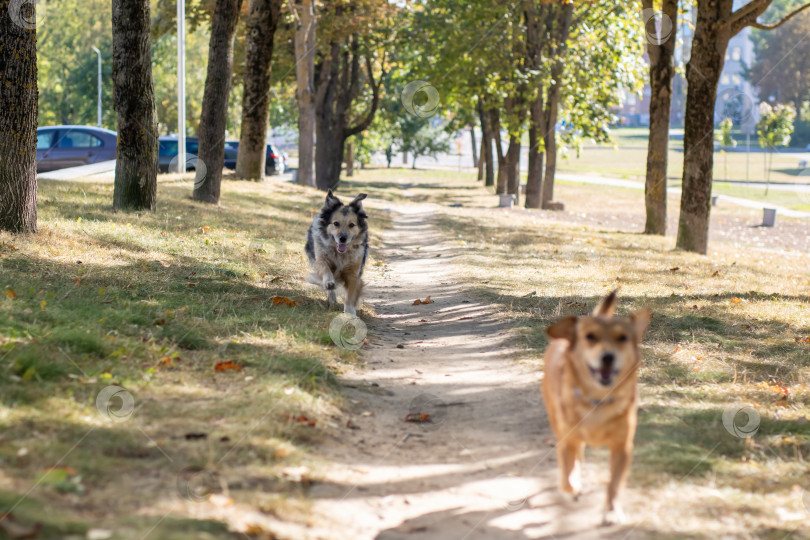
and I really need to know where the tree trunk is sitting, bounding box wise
[469,125,478,168]
[490,108,507,194]
[235,0,283,181]
[525,92,545,209]
[345,140,354,176]
[477,135,485,181]
[675,3,729,254]
[643,0,677,235]
[314,38,382,191]
[505,134,522,206]
[541,84,560,208]
[112,0,158,212]
[294,0,316,187]
[193,0,243,204]
[0,0,38,232]
[504,96,526,205]
[540,2,573,210]
[478,99,494,186]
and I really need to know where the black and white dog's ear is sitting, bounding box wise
[349,193,368,207]
[324,189,341,207]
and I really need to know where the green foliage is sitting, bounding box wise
[757,102,796,150]
[37,0,243,137]
[398,117,452,169]
[716,118,736,148]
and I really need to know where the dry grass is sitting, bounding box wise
[343,167,810,539]
[0,173,389,538]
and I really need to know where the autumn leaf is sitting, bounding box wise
[731,298,743,304]
[288,414,316,427]
[269,276,283,283]
[272,296,296,307]
[215,361,242,372]
[5,289,16,300]
[405,412,431,423]
[794,336,810,344]
[669,267,680,272]
[412,296,434,305]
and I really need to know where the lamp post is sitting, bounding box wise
[91,46,102,127]
[177,0,186,173]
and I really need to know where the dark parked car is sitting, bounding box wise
[36,126,118,173]
[225,141,288,175]
[158,136,239,173]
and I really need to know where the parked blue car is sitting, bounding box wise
[36,126,118,173]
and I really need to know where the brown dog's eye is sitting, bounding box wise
[349,223,355,228]
[617,334,628,343]
[585,333,598,343]
[333,221,340,227]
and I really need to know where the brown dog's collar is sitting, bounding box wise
[573,387,615,407]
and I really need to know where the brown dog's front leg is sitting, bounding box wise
[557,440,583,497]
[603,442,632,524]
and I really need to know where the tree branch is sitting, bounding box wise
[747,1,810,30]
[344,54,385,138]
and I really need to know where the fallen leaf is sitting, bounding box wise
[187,282,198,287]
[731,298,743,304]
[5,289,16,300]
[405,413,431,423]
[412,296,434,305]
[711,270,720,277]
[288,414,316,427]
[419,319,427,322]
[669,267,681,272]
[272,296,296,307]
[794,336,810,344]
[269,276,283,283]
[215,361,243,372]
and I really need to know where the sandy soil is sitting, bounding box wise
[303,194,648,539]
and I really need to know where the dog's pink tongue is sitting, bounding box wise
[337,243,347,253]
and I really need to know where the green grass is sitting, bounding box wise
[554,127,810,195]
[0,173,390,538]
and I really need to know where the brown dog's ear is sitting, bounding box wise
[630,308,652,341]
[349,193,367,207]
[547,316,577,342]
[593,289,618,317]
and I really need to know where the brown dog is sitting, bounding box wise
[541,291,651,525]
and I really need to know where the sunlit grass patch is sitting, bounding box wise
[0,174,389,537]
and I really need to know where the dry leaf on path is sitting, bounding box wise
[405,413,431,423]
[215,361,243,372]
[412,296,434,305]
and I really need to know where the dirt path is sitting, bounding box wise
[304,198,645,540]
